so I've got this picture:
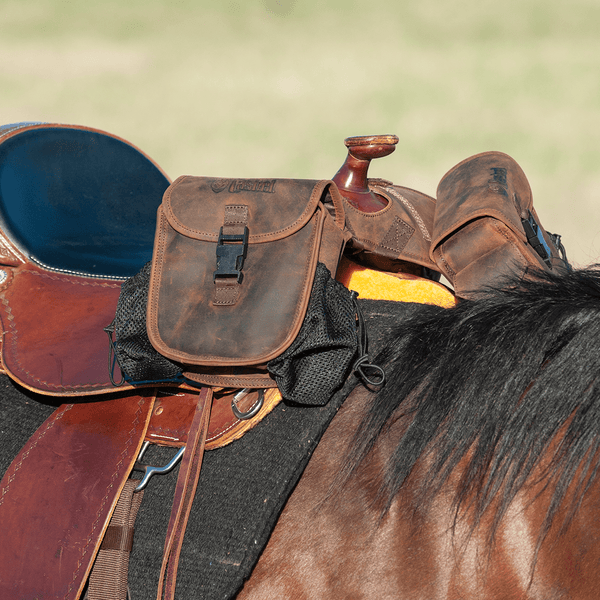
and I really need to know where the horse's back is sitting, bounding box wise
[239,384,600,600]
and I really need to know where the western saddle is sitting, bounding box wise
[0,123,568,599]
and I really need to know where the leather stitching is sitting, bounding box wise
[213,282,240,306]
[164,177,327,242]
[65,396,148,599]
[0,403,74,507]
[434,247,457,279]
[376,186,432,241]
[379,217,415,254]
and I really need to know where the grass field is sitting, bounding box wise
[1,0,599,266]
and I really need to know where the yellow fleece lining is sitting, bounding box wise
[336,257,456,308]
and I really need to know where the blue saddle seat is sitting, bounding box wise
[0,123,170,278]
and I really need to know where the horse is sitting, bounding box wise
[3,264,600,599]
[237,264,600,599]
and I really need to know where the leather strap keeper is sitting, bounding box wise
[432,151,568,298]
[101,524,136,552]
[147,177,350,387]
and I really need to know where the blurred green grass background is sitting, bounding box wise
[1,0,599,265]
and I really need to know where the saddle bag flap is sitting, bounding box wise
[147,176,348,368]
[431,151,567,297]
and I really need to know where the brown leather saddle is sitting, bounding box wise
[0,124,284,599]
[0,127,570,599]
[0,123,282,422]
[0,122,169,395]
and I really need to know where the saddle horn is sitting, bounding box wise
[332,134,399,212]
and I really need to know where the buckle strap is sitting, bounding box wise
[214,226,249,283]
[521,210,554,268]
[157,387,213,600]
[213,205,249,305]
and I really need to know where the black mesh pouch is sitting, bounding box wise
[267,263,361,406]
[105,262,183,384]
[106,261,383,397]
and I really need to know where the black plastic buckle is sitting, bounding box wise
[521,211,553,268]
[213,226,249,283]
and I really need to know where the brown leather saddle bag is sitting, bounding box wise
[431,151,569,298]
[146,176,351,389]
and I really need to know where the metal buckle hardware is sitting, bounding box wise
[131,441,186,493]
[231,388,265,420]
[521,210,553,268]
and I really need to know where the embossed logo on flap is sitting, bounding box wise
[210,179,230,193]
[210,179,277,194]
[488,167,508,194]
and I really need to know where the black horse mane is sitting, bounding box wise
[344,265,600,543]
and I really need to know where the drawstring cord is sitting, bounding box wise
[104,319,125,387]
[351,292,386,389]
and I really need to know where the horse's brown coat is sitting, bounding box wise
[238,386,600,600]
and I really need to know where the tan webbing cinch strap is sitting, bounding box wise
[84,388,213,600]
[157,386,214,600]
[87,479,144,600]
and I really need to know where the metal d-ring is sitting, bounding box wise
[231,388,265,420]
